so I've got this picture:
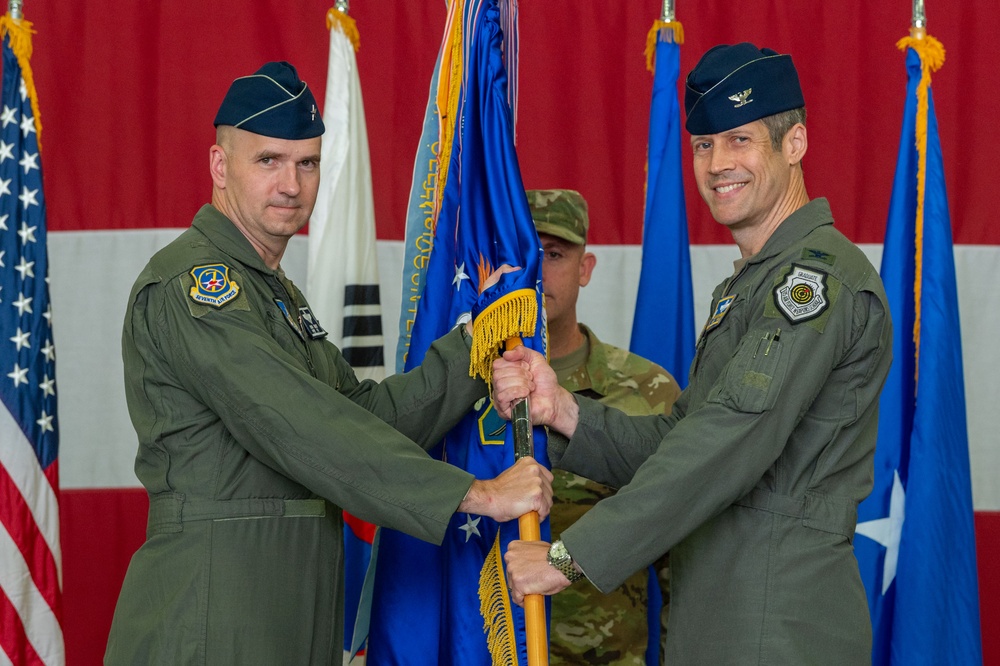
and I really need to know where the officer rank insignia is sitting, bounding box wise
[774,264,829,323]
[189,264,240,307]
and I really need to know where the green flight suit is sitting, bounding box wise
[549,325,679,665]
[549,199,892,665]
[105,205,486,665]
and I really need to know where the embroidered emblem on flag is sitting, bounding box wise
[774,264,829,323]
[189,264,240,307]
[477,399,506,446]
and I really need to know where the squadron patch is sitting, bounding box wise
[189,264,240,307]
[774,264,829,323]
[704,294,737,334]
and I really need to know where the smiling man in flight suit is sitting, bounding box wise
[494,43,893,665]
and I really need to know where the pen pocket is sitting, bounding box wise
[709,327,789,414]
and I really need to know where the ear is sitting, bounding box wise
[209,144,227,190]
[784,123,808,166]
[578,251,597,287]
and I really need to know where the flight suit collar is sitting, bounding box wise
[747,198,834,266]
[191,204,275,274]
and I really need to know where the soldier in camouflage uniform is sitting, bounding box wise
[527,189,681,664]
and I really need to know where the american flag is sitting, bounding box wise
[0,18,63,666]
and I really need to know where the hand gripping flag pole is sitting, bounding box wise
[470,288,547,666]
[505,338,545,666]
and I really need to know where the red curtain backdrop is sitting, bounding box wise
[19,1,996,664]
[29,1,996,246]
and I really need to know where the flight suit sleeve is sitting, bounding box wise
[334,326,489,450]
[558,272,889,591]
[137,274,477,545]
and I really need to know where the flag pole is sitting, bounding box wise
[911,0,925,32]
[505,336,547,666]
[910,0,927,40]
[660,0,674,22]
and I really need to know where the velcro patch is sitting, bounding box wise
[189,264,240,308]
[704,294,737,334]
[774,264,829,323]
[801,248,836,265]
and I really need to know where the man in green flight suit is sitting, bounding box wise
[527,188,679,664]
[104,61,553,665]
[495,43,892,665]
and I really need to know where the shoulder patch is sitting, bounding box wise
[189,264,240,308]
[773,264,829,323]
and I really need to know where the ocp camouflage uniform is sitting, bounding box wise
[549,324,680,665]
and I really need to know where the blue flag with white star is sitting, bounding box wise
[367,1,549,664]
[0,20,64,664]
[853,37,982,665]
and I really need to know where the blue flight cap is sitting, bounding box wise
[684,43,804,135]
[213,61,324,139]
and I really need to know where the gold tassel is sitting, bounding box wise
[436,2,465,225]
[326,7,360,52]
[644,20,684,74]
[896,33,945,382]
[469,288,538,386]
[479,532,519,666]
[0,13,42,150]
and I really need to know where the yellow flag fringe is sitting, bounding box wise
[0,14,41,150]
[479,531,519,666]
[644,20,684,74]
[896,31,945,382]
[435,1,465,228]
[326,8,360,52]
[469,288,538,386]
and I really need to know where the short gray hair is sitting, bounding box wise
[761,107,806,150]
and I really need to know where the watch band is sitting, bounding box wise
[547,539,584,583]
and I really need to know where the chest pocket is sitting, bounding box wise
[693,295,745,377]
[708,326,790,414]
[265,305,312,366]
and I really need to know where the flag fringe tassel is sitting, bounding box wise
[435,5,465,228]
[644,20,684,73]
[896,32,945,381]
[326,8,360,52]
[479,532,518,666]
[0,13,41,148]
[470,288,538,385]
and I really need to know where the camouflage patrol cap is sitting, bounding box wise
[525,189,589,246]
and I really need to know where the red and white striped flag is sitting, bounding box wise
[0,12,63,666]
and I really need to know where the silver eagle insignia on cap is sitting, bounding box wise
[728,89,753,108]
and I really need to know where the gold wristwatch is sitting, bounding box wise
[547,539,583,583]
